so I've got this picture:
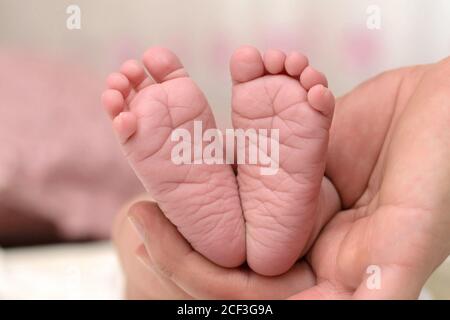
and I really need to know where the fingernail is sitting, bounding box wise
[136,251,152,270]
[128,216,146,242]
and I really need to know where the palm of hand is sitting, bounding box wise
[298,60,450,299]
[118,59,450,300]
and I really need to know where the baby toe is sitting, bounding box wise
[263,49,286,74]
[307,84,335,117]
[142,47,188,83]
[120,59,149,89]
[285,51,309,77]
[106,72,131,97]
[101,89,125,119]
[230,46,265,83]
[300,66,328,90]
[112,111,137,143]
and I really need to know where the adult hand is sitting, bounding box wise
[114,57,450,299]
[293,58,450,299]
[113,199,315,299]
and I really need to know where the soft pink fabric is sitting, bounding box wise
[0,49,143,239]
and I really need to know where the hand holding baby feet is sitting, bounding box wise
[102,47,245,267]
[231,46,337,275]
[114,56,450,299]
[102,46,338,275]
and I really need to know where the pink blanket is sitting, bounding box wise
[0,50,143,242]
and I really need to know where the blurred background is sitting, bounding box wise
[0,0,448,299]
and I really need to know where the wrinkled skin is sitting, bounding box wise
[300,59,450,298]
[103,46,338,275]
[114,57,450,299]
[102,47,246,268]
[230,47,337,275]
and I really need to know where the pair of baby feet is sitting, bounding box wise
[101,46,335,276]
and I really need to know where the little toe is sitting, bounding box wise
[142,47,188,83]
[120,59,153,90]
[307,84,335,117]
[106,72,131,98]
[300,66,328,90]
[101,89,125,119]
[263,49,286,74]
[285,51,309,77]
[112,111,137,143]
[230,45,265,83]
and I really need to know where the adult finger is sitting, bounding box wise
[113,197,191,299]
[129,201,316,300]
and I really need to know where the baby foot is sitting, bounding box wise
[101,47,245,267]
[230,46,335,275]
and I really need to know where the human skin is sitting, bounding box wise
[113,57,450,299]
[102,48,246,268]
[103,46,336,274]
[230,47,337,275]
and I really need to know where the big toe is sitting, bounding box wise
[230,46,265,83]
[142,47,188,83]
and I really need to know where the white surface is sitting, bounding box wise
[0,242,448,299]
[0,242,124,300]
